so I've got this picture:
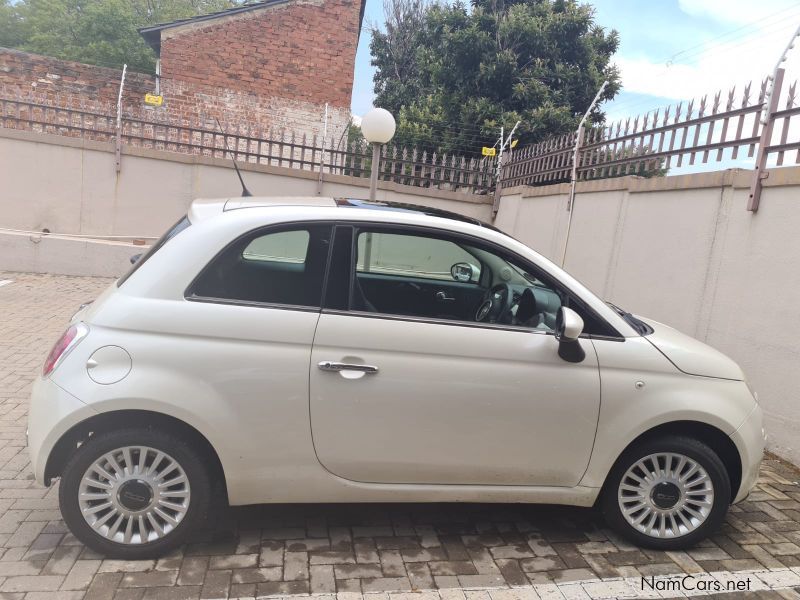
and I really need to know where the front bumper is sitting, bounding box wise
[27,376,97,486]
[730,402,765,503]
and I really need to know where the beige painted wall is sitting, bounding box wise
[496,169,800,465]
[0,129,492,240]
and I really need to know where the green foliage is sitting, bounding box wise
[0,0,246,72]
[370,0,620,155]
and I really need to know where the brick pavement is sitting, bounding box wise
[2,271,800,599]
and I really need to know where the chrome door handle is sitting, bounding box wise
[435,291,455,302]
[318,361,379,374]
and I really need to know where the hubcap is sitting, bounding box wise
[78,446,191,545]
[617,452,714,539]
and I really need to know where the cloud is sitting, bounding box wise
[608,14,800,115]
[677,0,798,26]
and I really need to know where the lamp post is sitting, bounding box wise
[360,108,396,201]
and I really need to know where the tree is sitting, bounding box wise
[0,0,246,73]
[370,0,621,155]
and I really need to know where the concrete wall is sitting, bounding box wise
[0,128,492,274]
[496,169,800,465]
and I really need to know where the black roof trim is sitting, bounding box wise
[139,0,368,54]
[335,199,502,232]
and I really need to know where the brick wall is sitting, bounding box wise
[160,0,361,110]
[0,0,360,140]
[0,48,152,113]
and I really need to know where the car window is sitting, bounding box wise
[242,230,309,263]
[117,216,191,287]
[356,232,480,282]
[189,224,331,308]
[350,228,566,331]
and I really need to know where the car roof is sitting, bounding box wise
[188,196,499,231]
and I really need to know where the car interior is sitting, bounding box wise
[351,230,563,331]
[188,224,606,337]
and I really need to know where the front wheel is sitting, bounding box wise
[59,428,210,558]
[601,436,731,549]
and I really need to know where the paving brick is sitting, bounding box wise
[207,553,257,570]
[255,579,309,595]
[200,569,230,599]
[361,576,412,592]
[283,550,309,580]
[83,571,123,600]
[176,557,208,587]
[41,546,81,576]
[228,564,282,585]
[142,586,200,600]
[119,571,178,588]
[60,559,101,591]
[310,564,336,593]
[0,575,63,592]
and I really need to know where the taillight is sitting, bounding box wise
[42,323,89,377]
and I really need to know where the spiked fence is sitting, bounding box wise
[0,95,496,195]
[504,71,800,189]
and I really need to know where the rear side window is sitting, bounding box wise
[189,224,331,308]
[117,216,191,287]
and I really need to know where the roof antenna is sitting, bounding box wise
[215,117,253,197]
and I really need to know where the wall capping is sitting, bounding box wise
[506,166,800,199]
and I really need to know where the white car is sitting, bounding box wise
[28,197,764,558]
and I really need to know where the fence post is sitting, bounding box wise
[492,151,505,216]
[748,68,785,212]
[115,64,127,173]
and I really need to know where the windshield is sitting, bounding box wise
[606,301,653,336]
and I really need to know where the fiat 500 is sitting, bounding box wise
[27,197,764,558]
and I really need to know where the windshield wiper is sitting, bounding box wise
[606,302,653,336]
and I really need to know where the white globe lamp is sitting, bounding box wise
[361,108,396,200]
[361,108,396,144]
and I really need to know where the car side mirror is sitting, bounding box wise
[451,262,473,282]
[555,306,585,363]
[130,253,143,265]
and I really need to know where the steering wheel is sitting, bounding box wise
[475,283,514,323]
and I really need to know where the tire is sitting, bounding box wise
[601,435,731,550]
[59,427,210,559]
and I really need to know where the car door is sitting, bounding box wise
[309,224,602,487]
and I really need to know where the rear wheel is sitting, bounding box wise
[601,435,731,549]
[59,428,210,558]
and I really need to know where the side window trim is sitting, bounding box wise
[185,221,334,312]
[326,221,622,339]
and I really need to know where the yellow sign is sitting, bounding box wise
[144,93,163,107]
[482,147,496,156]
[510,139,518,148]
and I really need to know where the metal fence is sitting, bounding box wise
[504,68,800,196]
[0,96,496,195]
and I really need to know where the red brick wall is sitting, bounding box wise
[0,48,152,113]
[160,0,361,109]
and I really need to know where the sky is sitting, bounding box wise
[350,0,800,170]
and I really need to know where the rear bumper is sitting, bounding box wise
[27,376,97,486]
[730,402,765,503]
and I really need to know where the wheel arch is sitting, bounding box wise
[599,420,742,504]
[44,409,228,503]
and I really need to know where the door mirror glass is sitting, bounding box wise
[451,262,473,283]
